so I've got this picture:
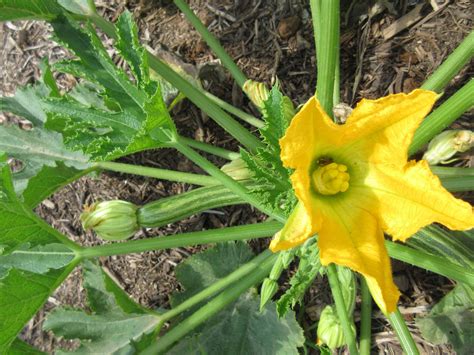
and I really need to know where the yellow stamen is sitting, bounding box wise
[312,162,350,195]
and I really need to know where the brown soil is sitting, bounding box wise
[1,0,472,353]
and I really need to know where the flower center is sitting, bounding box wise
[312,162,350,195]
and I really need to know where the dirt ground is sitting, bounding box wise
[1,0,472,353]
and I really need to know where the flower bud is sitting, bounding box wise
[282,95,296,124]
[220,158,252,181]
[81,200,139,241]
[423,130,474,165]
[243,80,270,109]
[260,278,279,311]
[317,305,356,350]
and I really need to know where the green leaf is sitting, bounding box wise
[0,124,90,202]
[171,242,254,306]
[169,291,305,355]
[57,0,95,16]
[44,260,159,354]
[0,0,61,21]
[0,84,49,126]
[0,243,75,279]
[7,338,45,354]
[407,225,474,269]
[277,239,322,317]
[416,284,474,354]
[169,242,305,354]
[0,153,79,349]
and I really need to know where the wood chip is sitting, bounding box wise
[382,3,425,40]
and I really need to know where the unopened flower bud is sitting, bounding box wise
[260,278,279,311]
[423,130,474,165]
[81,200,139,241]
[317,305,356,350]
[243,80,270,109]
[282,96,296,123]
[221,158,252,181]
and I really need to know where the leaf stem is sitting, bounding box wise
[77,221,282,259]
[326,264,359,355]
[173,0,247,87]
[387,310,420,355]
[432,166,474,192]
[174,137,287,222]
[421,31,474,93]
[359,278,372,355]
[158,249,273,325]
[179,136,240,160]
[314,0,340,117]
[94,161,218,186]
[410,79,474,155]
[384,240,474,286]
[142,251,279,354]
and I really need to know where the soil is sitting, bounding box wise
[1,0,472,353]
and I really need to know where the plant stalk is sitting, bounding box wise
[326,264,359,355]
[359,278,372,355]
[173,0,247,87]
[142,251,279,354]
[410,78,474,155]
[387,310,420,355]
[94,161,218,186]
[77,221,282,259]
[421,31,474,93]
[179,136,240,160]
[432,166,474,192]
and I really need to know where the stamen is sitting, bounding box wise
[312,162,350,195]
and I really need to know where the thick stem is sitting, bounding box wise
[326,264,359,355]
[159,250,273,324]
[315,0,340,117]
[432,166,474,192]
[174,137,287,223]
[421,31,474,93]
[179,136,240,160]
[410,79,474,155]
[94,161,218,186]
[359,278,372,355]
[77,221,282,259]
[142,252,279,354]
[385,240,474,286]
[173,0,247,87]
[387,310,420,355]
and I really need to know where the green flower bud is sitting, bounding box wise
[317,305,356,350]
[243,80,270,109]
[423,130,474,165]
[282,95,296,124]
[81,200,139,241]
[260,278,279,311]
[220,158,252,181]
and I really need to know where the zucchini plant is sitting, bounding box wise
[0,0,473,354]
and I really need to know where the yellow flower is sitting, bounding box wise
[270,89,474,314]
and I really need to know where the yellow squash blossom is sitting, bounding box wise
[270,89,474,314]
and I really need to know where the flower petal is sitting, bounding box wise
[356,160,474,241]
[318,200,400,314]
[339,89,438,165]
[269,202,320,251]
[279,96,339,170]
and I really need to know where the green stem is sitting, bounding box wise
[410,79,474,155]
[78,221,282,259]
[174,137,287,222]
[315,0,340,117]
[158,250,273,324]
[94,161,218,186]
[387,310,420,355]
[421,31,474,93]
[179,136,240,160]
[173,0,247,87]
[432,166,474,192]
[359,278,372,355]
[326,264,359,355]
[89,12,261,152]
[385,240,474,286]
[310,0,322,73]
[204,91,265,128]
[143,252,279,354]
[148,55,262,152]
